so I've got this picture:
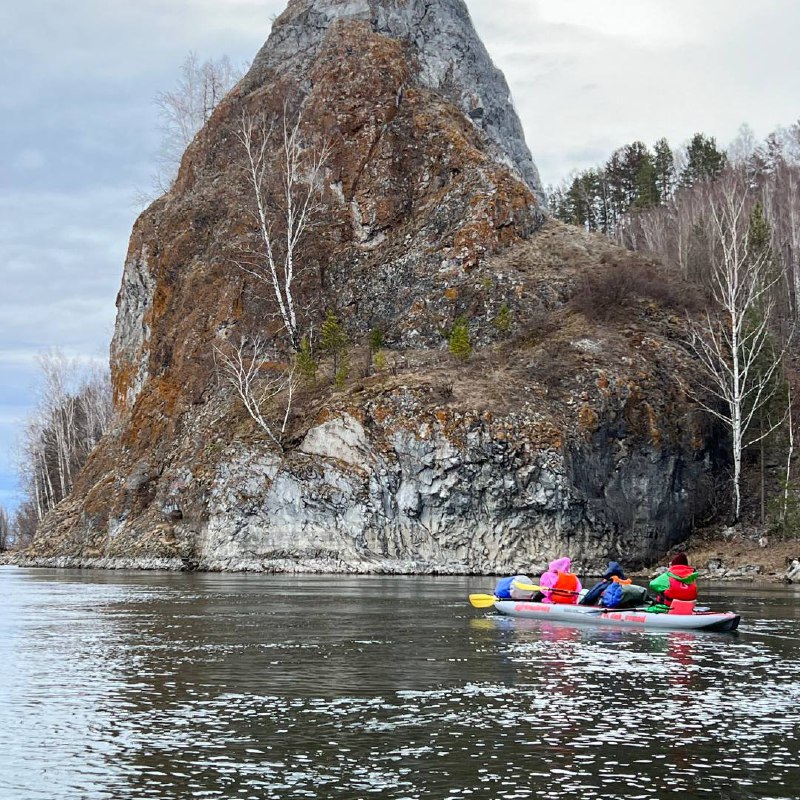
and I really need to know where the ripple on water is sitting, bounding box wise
[1,571,799,800]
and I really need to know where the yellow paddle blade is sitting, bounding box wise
[512,581,545,592]
[468,593,499,608]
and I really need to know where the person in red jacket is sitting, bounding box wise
[537,557,582,604]
[649,552,698,607]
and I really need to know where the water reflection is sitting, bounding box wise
[0,568,798,799]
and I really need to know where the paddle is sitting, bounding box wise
[468,593,503,608]
[512,580,580,596]
[468,581,580,609]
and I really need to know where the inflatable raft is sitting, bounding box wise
[493,600,740,632]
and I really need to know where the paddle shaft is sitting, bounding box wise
[469,585,580,609]
[512,580,580,596]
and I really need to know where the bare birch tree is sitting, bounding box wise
[235,108,330,350]
[214,337,297,450]
[782,384,795,525]
[686,181,791,521]
[762,160,800,322]
[0,506,10,551]
[15,354,114,530]
[154,52,242,192]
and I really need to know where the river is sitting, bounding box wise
[0,567,798,799]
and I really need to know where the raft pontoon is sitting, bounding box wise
[492,600,740,632]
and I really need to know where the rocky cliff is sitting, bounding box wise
[30,0,723,573]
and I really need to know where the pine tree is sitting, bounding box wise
[604,148,629,223]
[564,173,590,228]
[493,304,511,335]
[449,317,472,360]
[680,133,727,187]
[321,310,349,384]
[559,169,608,231]
[295,335,317,384]
[373,349,387,372]
[546,184,568,219]
[622,141,651,207]
[633,153,659,209]
[759,132,786,175]
[748,201,772,256]
[334,349,350,388]
[369,328,383,353]
[652,137,675,204]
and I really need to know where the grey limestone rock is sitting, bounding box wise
[111,241,156,409]
[189,412,708,574]
[248,0,545,203]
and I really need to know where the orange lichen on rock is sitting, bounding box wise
[578,404,599,433]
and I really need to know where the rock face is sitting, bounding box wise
[30,1,723,573]
[250,0,545,203]
[196,391,715,573]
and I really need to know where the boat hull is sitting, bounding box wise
[493,600,740,632]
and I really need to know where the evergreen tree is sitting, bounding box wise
[564,173,592,228]
[652,137,675,204]
[334,350,350,388]
[560,169,610,232]
[448,317,472,360]
[320,310,349,384]
[622,141,651,207]
[748,201,772,256]
[373,349,387,372]
[494,304,511,335]
[546,184,568,218]
[633,152,659,209]
[369,327,383,353]
[680,133,727,187]
[295,335,317,384]
[758,131,786,175]
[604,148,630,223]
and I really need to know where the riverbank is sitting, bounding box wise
[3,531,799,582]
[677,527,800,582]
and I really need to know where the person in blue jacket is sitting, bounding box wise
[579,561,627,606]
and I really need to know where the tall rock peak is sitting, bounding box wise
[28,0,719,576]
[248,0,544,202]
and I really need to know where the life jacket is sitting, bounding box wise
[550,571,580,604]
[664,564,698,603]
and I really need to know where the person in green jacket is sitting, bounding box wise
[648,552,699,611]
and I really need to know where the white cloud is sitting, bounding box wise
[465,0,800,184]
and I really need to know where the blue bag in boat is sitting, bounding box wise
[495,575,534,600]
[600,582,623,608]
[601,582,649,609]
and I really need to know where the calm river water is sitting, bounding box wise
[0,567,799,799]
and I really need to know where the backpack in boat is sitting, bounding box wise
[494,575,535,600]
[600,582,649,609]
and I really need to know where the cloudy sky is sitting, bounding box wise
[1,0,798,512]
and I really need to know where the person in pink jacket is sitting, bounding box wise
[537,556,582,604]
